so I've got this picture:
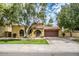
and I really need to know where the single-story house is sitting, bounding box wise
[0,23,59,38]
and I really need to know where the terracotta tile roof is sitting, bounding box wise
[34,25,44,29]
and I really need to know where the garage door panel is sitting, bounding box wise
[44,30,58,37]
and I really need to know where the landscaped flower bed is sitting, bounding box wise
[0,39,48,44]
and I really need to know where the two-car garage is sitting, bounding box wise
[44,27,59,37]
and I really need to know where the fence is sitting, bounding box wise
[59,31,79,38]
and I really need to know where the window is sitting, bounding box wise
[19,29,24,37]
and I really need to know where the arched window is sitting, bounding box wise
[34,30,41,37]
[19,29,24,36]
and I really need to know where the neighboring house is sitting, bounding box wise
[0,23,59,38]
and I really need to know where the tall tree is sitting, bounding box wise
[48,18,53,26]
[37,3,47,24]
[19,3,36,37]
[3,3,23,25]
[58,3,79,37]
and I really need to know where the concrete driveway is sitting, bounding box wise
[0,37,79,56]
[46,37,79,52]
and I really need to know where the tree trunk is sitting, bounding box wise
[24,26,31,38]
[24,26,27,37]
[24,22,34,38]
[70,30,72,37]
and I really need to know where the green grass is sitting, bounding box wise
[0,39,48,44]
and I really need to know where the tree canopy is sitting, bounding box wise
[0,3,47,26]
[58,3,79,30]
[58,3,79,36]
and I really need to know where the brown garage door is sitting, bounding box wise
[44,29,58,37]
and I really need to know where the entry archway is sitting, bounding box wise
[19,29,24,37]
[34,30,41,37]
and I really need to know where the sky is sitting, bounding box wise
[45,3,65,27]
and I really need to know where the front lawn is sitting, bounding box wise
[0,39,48,44]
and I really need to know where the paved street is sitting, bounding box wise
[0,37,79,56]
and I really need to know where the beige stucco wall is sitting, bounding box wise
[0,26,5,37]
[0,25,45,38]
[58,30,62,37]
[59,30,79,37]
[4,25,12,32]
[0,25,13,37]
[72,32,79,37]
[12,25,25,38]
